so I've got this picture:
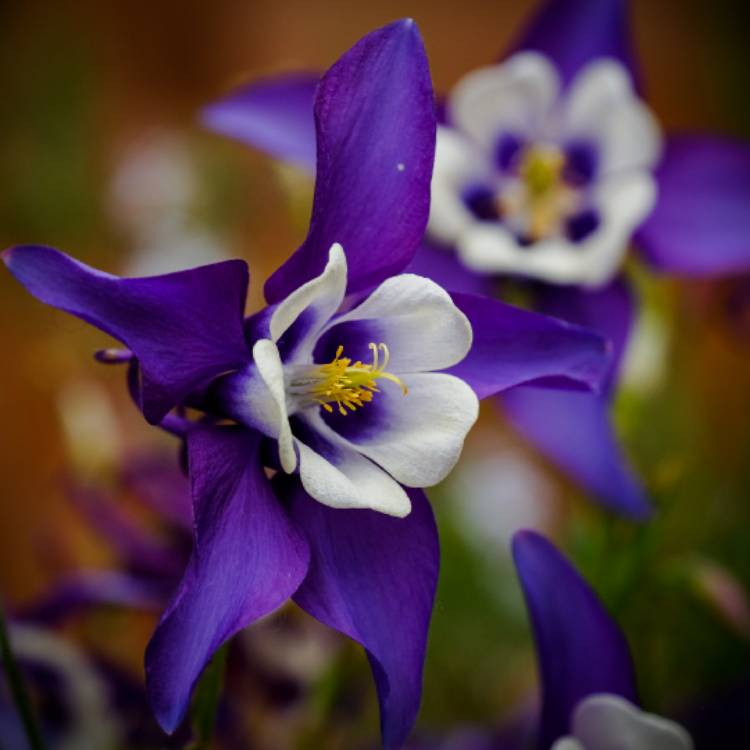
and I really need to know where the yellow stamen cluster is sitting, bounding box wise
[500,144,578,241]
[310,343,408,416]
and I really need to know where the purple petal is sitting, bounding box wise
[265,20,436,303]
[512,530,638,748]
[3,246,251,424]
[287,481,439,749]
[511,0,638,87]
[533,278,635,394]
[201,73,319,170]
[446,293,611,398]
[502,385,650,518]
[145,426,309,733]
[19,570,166,624]
[404,241,498,297]
[637,135,750,276]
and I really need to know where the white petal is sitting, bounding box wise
[428,127,487,245]
[326,273,473,372]
[563,60,662,175]
[449,52,560,150]
[252,339,296,473]
[572,694,694,750]
[269,242,347,361]
[296,428,411,517]
[551,740,585,750]
[310,374,479,487]
[457,173,656,287]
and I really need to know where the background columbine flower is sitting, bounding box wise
[200,0,750,519]
[512,530,693,750]
[2,19,611,749]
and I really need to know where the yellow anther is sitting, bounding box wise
[307,342,407,416]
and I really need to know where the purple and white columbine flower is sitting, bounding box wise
[4,20,610,748]
[429,52,660,287]
[513,530,693,750]
[202,0,750,519]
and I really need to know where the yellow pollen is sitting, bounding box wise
[499,144,578,241]
[310,343,408,416]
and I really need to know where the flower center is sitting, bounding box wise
[291,343,408,416]
[499,144,580,241]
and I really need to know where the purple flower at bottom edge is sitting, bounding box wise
[201,0,750,520]
[512,530,693,750]
[3,20,612,748]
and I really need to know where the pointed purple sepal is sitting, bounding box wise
[2,245,251,424]
[264,19,436,303]
[446,292,612,398]
[511,0,638,87]
[287,481,439,749]
[512,530,638,748]
[201,72,319,170]
[502,386,650,518]
[145,426,309,733]
[637,135,750,277]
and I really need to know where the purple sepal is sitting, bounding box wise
[501,385,650,518]
[145,426,309,734]
[512,530,638,748]
[637,135,750,276]
[201,73,319,171]
[511,0,638,87]
[446,292,611,398]
[264,19,436,303]
[288,481,439,749]
[405,241,498,297]
[2,246,251,424]
[533,278,635,395]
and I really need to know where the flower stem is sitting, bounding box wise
[0,600,46,750]
[187,643,229,750]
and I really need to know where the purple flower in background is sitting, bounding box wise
[3,20,611,748]
[203,0,750,519]
[512,530,693,749]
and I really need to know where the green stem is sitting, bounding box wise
[187,644,229,750]
[0,599,46,750]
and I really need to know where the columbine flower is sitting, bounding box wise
[429,52,660,287]
[512,530,693,750]
[3,20,610,748]
[202,0,750,519]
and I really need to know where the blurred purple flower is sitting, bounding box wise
[3,19,612,747]
[513,530,693,749]
[203,0,750,518]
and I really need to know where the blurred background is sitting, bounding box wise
[1,0,750,747]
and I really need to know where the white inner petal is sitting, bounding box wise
[295,426,412,517]
[309,373,479,487]
[551,740,586,750]
[428,127,488,245]
[457,172,656,288]
[449,52,560,149]
[325,273,473,373]
[269,242,347,361]
[562,59,662,176]
[572,694,694,750]
[252,339,296,473]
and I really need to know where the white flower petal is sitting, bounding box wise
[563,60,662,175]
[327,273,473,372]
[252,339,296,473]
[572,694,694,750]
[269,242,347,360]
[428,127,487,245]
[449,52,560,150]
[296,429,411,517]
[457,173,656,288]
[311,374,479,487]
[551,740,585,750]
